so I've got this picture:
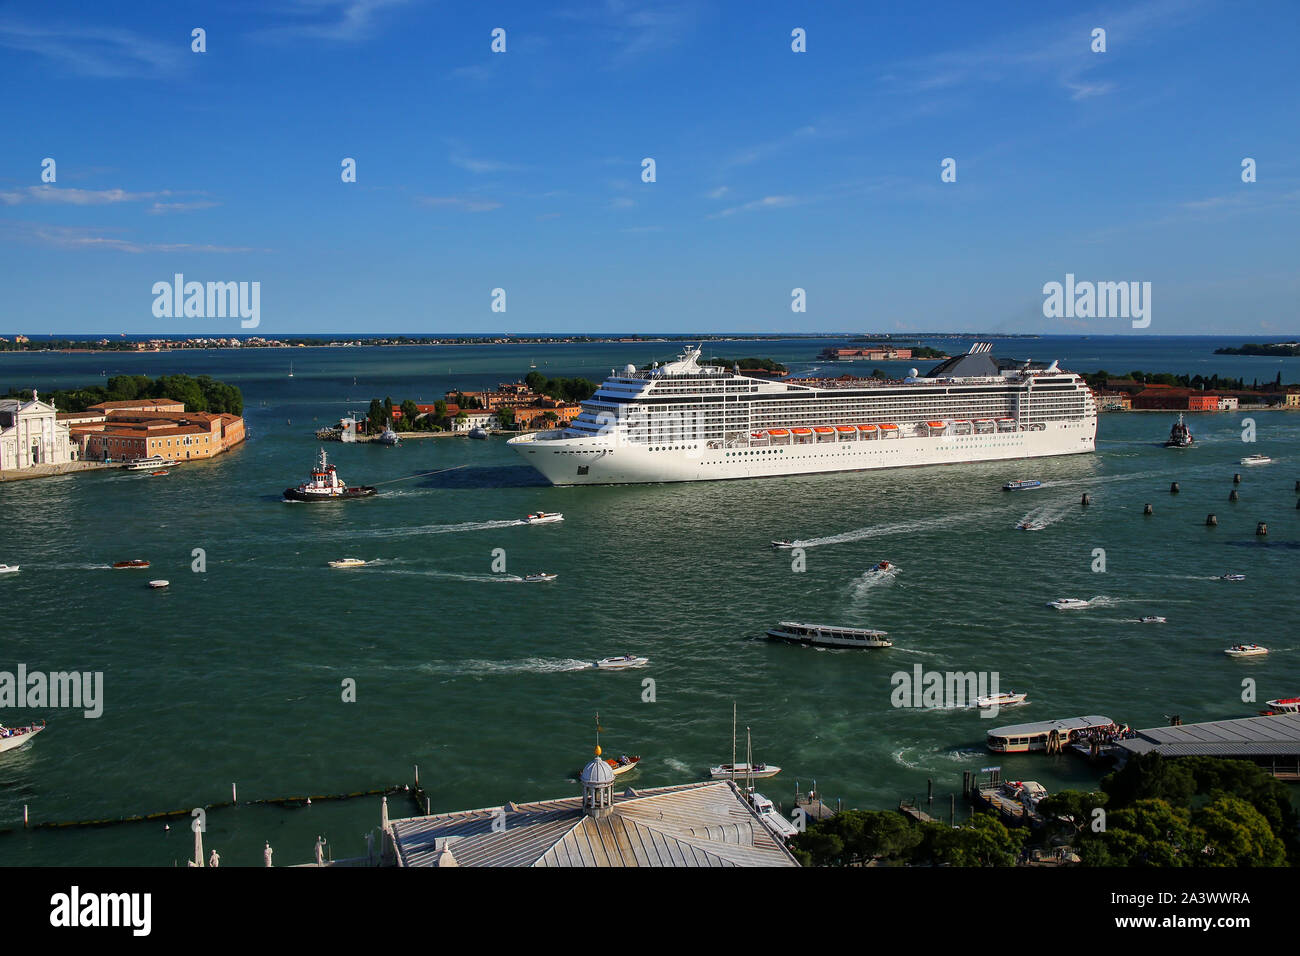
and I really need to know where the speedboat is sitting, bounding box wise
[1016,520,1045,531]
[1165,414,1193,448]
[606,754,641,775]
[523,512,564,524]
[1240,454,1272,465]
[976,691,1028,709]
[1266,697,1300,712]
[710,762,781,780]
[148,580,170,589]
[328,558,368,569]
[771,540,797,549]
[595,655,647,669]
[523,572,557,583]
[284,448,376,502]
[1047,598,1090,610]
[1225,644,1268,658]
[113,559,150,570]
[0,564,18,575]
[0,720,45,755]
[1219,573,1246,582]
[869,560,894,573]
[1003,479,1042,491]
[149,470,169,477]
[1137,616,1167,624]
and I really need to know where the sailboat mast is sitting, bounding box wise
[731,702,737,778]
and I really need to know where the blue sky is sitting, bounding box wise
[1,0,1297,335]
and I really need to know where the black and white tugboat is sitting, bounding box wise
[1165,413,1193,448]
[284,448,376,502]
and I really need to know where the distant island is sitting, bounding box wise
[1214,342,1300,357]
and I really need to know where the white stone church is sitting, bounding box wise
[0,391,78,471]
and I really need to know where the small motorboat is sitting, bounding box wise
[1240,454,1272,466]
[148,580,170,589]
[1016,520,1045,531]
[149,470,170,477]
[523,512,564,524]
[1225,644,1268,658]
[0,720,45,755]
[595,655,647,670]
[606,754,641,775]
[377,424,401,446]
[1047,598,1090,610]
[1137,616,1167,624]
[468,426,489,439]
[771,540,797,549]
[523,572,557,583]
[710,762,781,780]
[1219,573,1246,582]
[749,792,800,840]
[1265,697,1300,712]
[0,564,19,575]
[976,691,1028,709]
[869,560,894,573]
[328,558,368,569]
[1003,479,1042,491]
[113,559,151,570]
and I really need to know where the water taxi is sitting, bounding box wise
[976,691,1028,709]
[284,448,376,502]
[606,754,640,775]
[868,560,894,573]
[1266,697,1300,713]
[1219,573,1246,582]
[1047,597,1090,610]
[1003,479,1042,491]
[328,558,368,569]
[594,655,647,669]
[113,559,150,570]
[1225,644,1268,658]
[0,564,19,575]
[0,720,44,755]
[1240,454,1272,465]
[523,512,564,524]
[986,715,1114,753]
[770,540,797,549]
[149,470,170,477]
[148,580,170,589]
[523,572,557,583]
[749,792,799,840]
[766,621,891,649]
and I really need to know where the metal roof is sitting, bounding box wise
[989,715,1113,737]
[1117,712,1300,758]
[389,781,799,868]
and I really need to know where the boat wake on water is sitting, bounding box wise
[793,512,987,549]
[310,518,525,541]
[417,657,594,677]
[1015,499,1076,531]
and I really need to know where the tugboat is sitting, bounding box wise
[1165,413,1193,447]
[283,448,376,502]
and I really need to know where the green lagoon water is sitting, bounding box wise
[1,336,1298,866]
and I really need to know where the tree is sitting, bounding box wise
[434,399,447,421]
[497,406,516,429]
[1194,796,1286,867]
[399,399,420,432]
[366,398,386,434]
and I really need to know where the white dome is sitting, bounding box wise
[580,756,615,786]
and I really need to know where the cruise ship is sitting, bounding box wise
[507,343,1097,485]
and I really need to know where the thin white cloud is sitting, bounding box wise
[706,186,730,199]
[709,195,799,219]
[0,19,183,78]
[417,196,502,213]
[255,0,412,43]
[554,1,698,66]
[0,186,173,206]
[450,153,527,175]
[0,222,262,254]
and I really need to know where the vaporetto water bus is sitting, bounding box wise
[766,621,892,649]
[508,343,1097,485]
[986,716,1114,754]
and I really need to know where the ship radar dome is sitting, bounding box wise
[909,367,919,378]
[625,363,636,374]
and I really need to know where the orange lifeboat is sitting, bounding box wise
[927,421,947,429]
[855,424,878,432]
[878,423,898,431]
[792,427,813,436]
[767,428,790,437]
[813,426,834,434]
[835,425,856,434]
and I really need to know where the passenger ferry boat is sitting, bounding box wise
[986,715,1114,753]
[0,720,44,755]
[1165,414,1193,448]
[766,621,892,649]
[125,456,175,471]
[283,449,376,502]
[508,342,1097,485]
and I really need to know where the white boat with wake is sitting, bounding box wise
[0,720,44,755]
[1240,454,1272,465]
[0,564,19,575]
[766,621,891,649]
[1219,573,1246,582]
[1224,644,1269,658]
[1137,616,1167,624]
[594,655,648,670]
[976,691,1028,709]
[522,572,557,583]
[125,455,176,472]
[770,539,797,549]
[328,558,368,569]
[1047,598,1091,610]
[522,512,564,525]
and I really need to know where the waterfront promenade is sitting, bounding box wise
[0,461,112,483]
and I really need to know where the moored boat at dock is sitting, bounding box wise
[748,791,799,839]
[766,621,891,649]
[1266,697,1300,712]
[284,448,376,502]
[986,715,1116,753]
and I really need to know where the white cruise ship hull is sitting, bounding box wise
[510,419,1095,486]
